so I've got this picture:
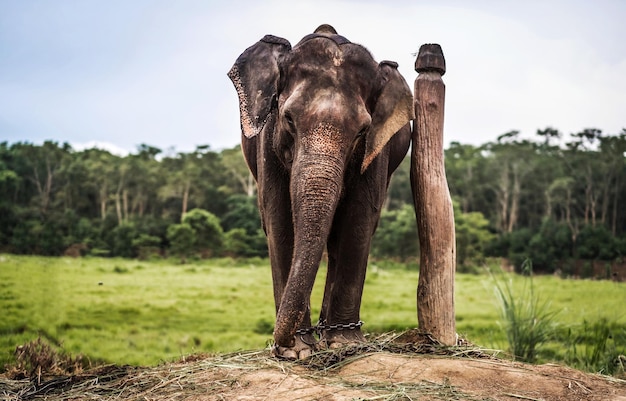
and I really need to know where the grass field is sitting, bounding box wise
[1,254,625,372]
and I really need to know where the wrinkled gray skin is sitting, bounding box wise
[228,24,413,359]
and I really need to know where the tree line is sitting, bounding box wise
[1,126,624,271]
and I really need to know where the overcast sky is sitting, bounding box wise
[1,0,624,155]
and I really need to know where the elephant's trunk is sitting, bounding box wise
[273,142,345,347]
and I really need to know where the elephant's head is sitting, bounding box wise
[228,24,414,347]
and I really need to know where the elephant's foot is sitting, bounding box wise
[320,328,365,349]
[271,333,316,360]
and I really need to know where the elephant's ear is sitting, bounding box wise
[228,35,291,139]
[361,61,415,173]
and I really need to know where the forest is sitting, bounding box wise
[1,126,625,274]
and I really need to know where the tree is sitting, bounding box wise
[385,157,412,210]
[0,143,19,246]
[576,224,616,260]
[371,204,419,261]
[125,145,162,219]
[220,195,261,235]
[12,141,70,216]
[108,222,138,258]
[81,148,118,221]
[495,228,534,272]
[445,142,487,213]
[546,177,579,244]
[56,151,95,218]
[159,152,201,221]
[598,131,626,235]
[159,146,226,221]
[166,223,195,263]
[10,217,66,256]
[453,199,494,267]
[182,208,224,257]
[484,132,537,233]
[527,218,573,272]
[564,129,603,227]
[1,126,622,263]
[221,145,256,197]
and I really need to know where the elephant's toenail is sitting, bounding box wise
[299,349,312,360]
[282,349,298,359]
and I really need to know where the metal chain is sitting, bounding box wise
[296,320,364,336]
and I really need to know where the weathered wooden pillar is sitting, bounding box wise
[411,44,456,345]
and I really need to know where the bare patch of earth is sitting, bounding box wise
[2,333,625,401]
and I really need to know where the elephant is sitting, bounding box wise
[228,24,414,359]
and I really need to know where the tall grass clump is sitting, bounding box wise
[491,259,558,363]
[565,318,626,377]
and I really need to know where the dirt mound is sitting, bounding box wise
[3,334,625,400]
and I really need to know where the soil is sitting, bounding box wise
[2,333,625,401]
[180,354,626,401]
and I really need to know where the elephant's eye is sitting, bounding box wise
[283,147,293,164]
[284,113,296,133]
[356,125,369,139]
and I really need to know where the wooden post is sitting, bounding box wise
[411,44,456,345]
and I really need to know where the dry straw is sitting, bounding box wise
[1,331,498,401]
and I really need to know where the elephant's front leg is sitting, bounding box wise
[258,160,317,359]
[266,225,318,359]
[271,322,317,360]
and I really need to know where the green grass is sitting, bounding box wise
[0,256,280,367]
[1,255,625,373]
[490,260,559,363]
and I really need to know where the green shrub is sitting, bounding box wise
[223,228,253,257]
[453,199,494,267]
[113,265,129,274]
[220,195,262,236]
[371,204,418,262]
[132,234,161,260]
[576,225,617,260]
[166,223,195,263]
[109,223,138,258]
[527,218,572,273]
[182,208,224,257]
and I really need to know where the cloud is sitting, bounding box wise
[0,0,624,155]
[71,140,130,156]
